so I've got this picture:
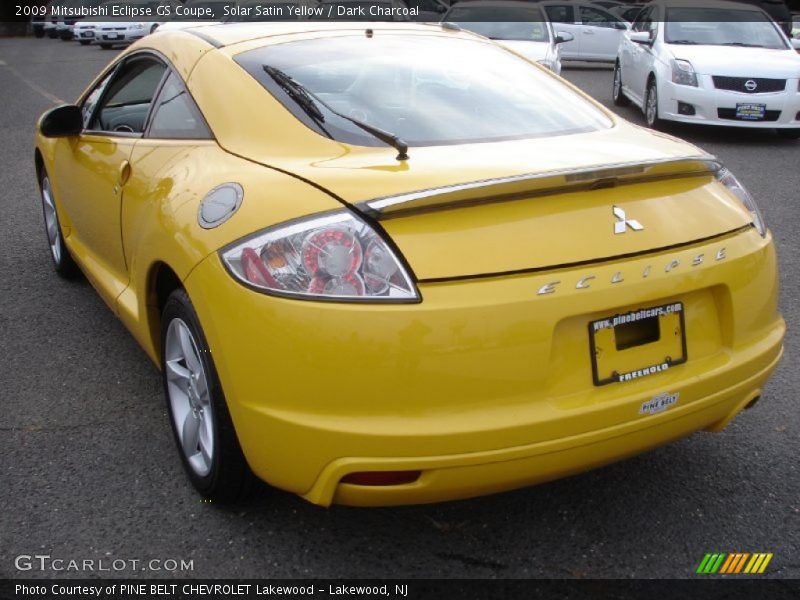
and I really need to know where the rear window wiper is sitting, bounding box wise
[263,65,409,161]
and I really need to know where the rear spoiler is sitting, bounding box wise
[357,155,721,220]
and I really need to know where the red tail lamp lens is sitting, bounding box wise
[341,471,421,486]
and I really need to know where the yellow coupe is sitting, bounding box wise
[35,22,784,506]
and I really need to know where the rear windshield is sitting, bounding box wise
[235,34,611,147]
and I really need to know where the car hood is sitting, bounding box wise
[665,44,800,76]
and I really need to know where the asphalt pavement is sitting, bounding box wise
[0,37,798,580]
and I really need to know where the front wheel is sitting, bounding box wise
[40,171,79,278]
[645,78,663,129]
[161,289,254,503]
[612,62,630,106]
[776,129,800,140]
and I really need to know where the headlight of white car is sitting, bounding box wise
[716,167,766,237]
[132,23,146,30]
[671,59,698,87]
[220,210,419,302]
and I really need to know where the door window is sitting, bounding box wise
[81,72,113,129]
[579,6,618,28]
[147,72,212,140]
[544,5,574,23]
[89,57,167,134]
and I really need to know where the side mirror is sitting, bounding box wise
[628,30,653,45]
[40,105,83,138]
[555,31,574,44]
[614,20,628,30]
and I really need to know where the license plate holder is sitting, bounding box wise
[735,103,766,121]
[105,32,120,39]
[589,302,687,386]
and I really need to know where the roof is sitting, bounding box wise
[170,20,478,49]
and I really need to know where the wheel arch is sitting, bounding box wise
[146,260,184,361]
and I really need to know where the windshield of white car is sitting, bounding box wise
[665,9,789,49]
[236,35,611,147]
[444,8,551,42]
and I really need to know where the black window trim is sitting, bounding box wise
[143,71,215,141]
[79,49,214,141]
[81,51,169,139]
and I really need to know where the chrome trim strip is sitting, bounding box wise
[359,155,720,219]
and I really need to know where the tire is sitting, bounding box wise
[99,43,112,49]
[612,61,630,107]
[39,170,79,279]
[161,289,254,503]
[644,77,663,129]
[776,129,800,140]
[79,40,91,46]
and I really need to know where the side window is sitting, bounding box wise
[579,6,615,28]
[544,5,574,24]
[147,72,213,140]
[90,58,167,134]
[81,72,113,129]
[632,7,653,33]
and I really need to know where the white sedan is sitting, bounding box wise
[442,1,572,74]
[540,1,630,62]
[614,0,800,138]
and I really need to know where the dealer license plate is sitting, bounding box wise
[735,103,766,121]
[589,302,687,386]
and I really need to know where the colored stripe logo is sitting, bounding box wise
[696,553,773,574]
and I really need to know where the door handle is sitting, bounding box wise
[118,160,132,187]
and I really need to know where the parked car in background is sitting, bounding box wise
[614,0,800,137]
[56,0,106,40]
[540,1,630,61]
[94,0,183,48]
[32,1,55,38]
[442,1,571,74]
[74,20,100,44]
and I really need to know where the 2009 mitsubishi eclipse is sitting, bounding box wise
[35,22,784,506]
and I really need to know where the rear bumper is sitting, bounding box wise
[184,227,783,506]
[315,343,781,506]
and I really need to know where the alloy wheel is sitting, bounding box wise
[164,318,215,477]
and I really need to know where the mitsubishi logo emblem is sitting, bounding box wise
[745,80,757,92]
[613,205,643,234]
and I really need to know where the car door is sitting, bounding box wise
[52,54,167,305]
[576,4,627,61]
[543,4,579,59]
[625,6,658,105]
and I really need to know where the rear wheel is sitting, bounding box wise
[776,129,800,140]
[40,170,79,278]
[161,289,254,503]
[612,61,630,106]
[644,78,663,129]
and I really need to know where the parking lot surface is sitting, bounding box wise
[0,37,798,579]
